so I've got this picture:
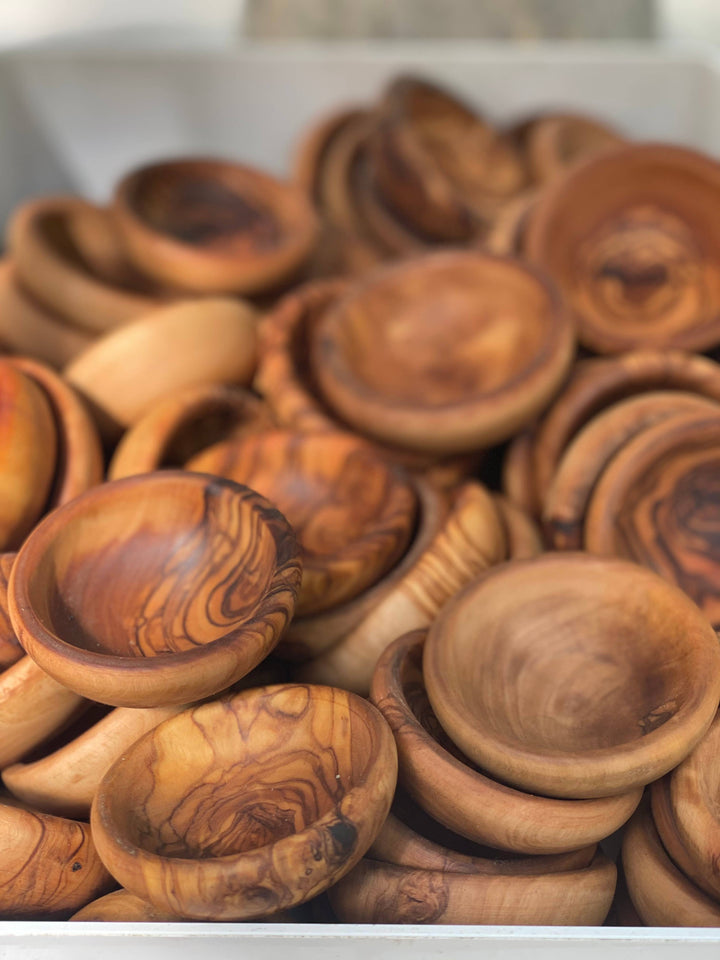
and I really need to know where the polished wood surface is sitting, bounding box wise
[71,889,183,922]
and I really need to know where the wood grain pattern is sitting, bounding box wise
[371,630,641,855]
[70,888,299,922]
[522,112,625,184]
[501,428,541,518]
[9,472,301,707]
[649,774,710,900]
[483,189,537,257]
[91,683,397,920]
[424,553,720,799]
[0,554,23,670]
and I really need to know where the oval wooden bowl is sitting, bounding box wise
[493,494,543,560]
[525,143,720,353]
[371,630,641,854]
[187,429,418,617]
[523,112,625,184]
[544,391,720,550]
[108,383,274,480]
[91,683,397,920]
[584,409,720,628]
[7,196,157,332]
[300,481,507,695]
[9,472,301,707]
[312,251,575,455]
[424,553,720,799]
[622,805,720,927]
[64,298,258,439]
[113,158,319,295]
[328,851,616,925]
[0,554,22,670]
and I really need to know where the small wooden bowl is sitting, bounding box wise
[7,196,157,332]
[371,630,641,854]
[9,472,301,707]
[293,104,370,197]
[108,383,274,480]
[91,683,397,920]
[525,144,720,353]
[188,429,417,617]
[522,112,625,184]
[501,428,541,519]
[483,189,538,257]
[424,553,720,799]
[113,158,319,295]
[71,889,183,923]
[0,554,23,670]
[649,775,714,899]
[328,851,616,925]
[493,494,543,560]
[585,409,720,628]
[311,251,575,455]
[622,805,720,926]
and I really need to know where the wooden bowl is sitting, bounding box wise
[544,391,720,550]
[424,553,720,799]
[522,112,625,183]
[187,429,418,617]
[113,158,319,295]
[91,683,397,920]
[371,630,641,854]
[483,189,538,257]
[501,428,541,519]
[108,383,274,480]
[493,494,543,560]
[649,774,716,899]
[300,481,506,695]
[584,408,720,628]
[64,298,257,439]
[293,104,370,197]
[7,196,157,332]
[71,889,184,923]
[525,144,720,353]
[9,472,301,707]
[622,805,720,926]
[0,554,23,670]
[328,851,616,925]
[311,251,575,455]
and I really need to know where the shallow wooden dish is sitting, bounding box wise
[424,553,720,799]
[312,251,575,455]
[371,630,641,854]
[113,158,319,295]
[91,683,397,920]
[522,112,625,184]
[9,472,301,707]
[525,143,720,354]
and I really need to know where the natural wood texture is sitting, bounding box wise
[312,251,575,455]
[72,889,184,922]
[113,159,319,296]
[0,361,57,550]
[91,684,398,920]
[293,104,369,197]
[0,796,114,918]
[371,630,641,854]
[649,774,712,900]
[483,189,537,257]
[187,429,417,617]
[7,196,157,332]
[584,409,720,627]
[521,113,625,184]
[108,383,274,480]
[9,472,301,708]
[0,554,22,670]
[64,298,258,439]
[0,261,94,369]
[622,805,720,927]
[300,481,506,694]
[328,851,616,925]
[8,356,104,510]
[64,201,155,291]
[493,494,543,560]
[525,144,720,353]
[501,428,541,518]
[424,553,720,799]
[544,391,720,550]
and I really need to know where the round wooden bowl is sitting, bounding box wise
[371,630,641,854]
[522,112,625,184]
[584,409,720,628]
[113,158,319,295]
[424,553,720,799]
[483,189,538,257]
[352,156,428,257]
[64,298,257,439]
[493,494,543,560]
[525,143,720,353]
[501,428,541,518]
[544,391,720,550]
[9,472,301,707]
[328,851,616,925]
[63,200,157,290]
[0,554,22,670]
[293,104,370,197]
[91,683,397,920]
[622,805,720,926]
[300,481,507,695]
[187,429,418,617]
[311,251,575,455]
[108,383,274,480]
[649,775,714,899]
[7,196,157,332]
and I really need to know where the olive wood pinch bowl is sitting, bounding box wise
[328,851,616,925]
[70,888,299,922]
[9,471,301,707]
[113,158,319,295]
[91,683,397,920]
[312,250,575,455]
[188,429,417,617]
[371,630,641,854]
[424,553,720,799]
